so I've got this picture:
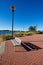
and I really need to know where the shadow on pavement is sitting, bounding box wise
[21,42,42,51]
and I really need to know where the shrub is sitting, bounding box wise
[1,35,7,41]
[14,32,33,37]
[14,33,24,37]
[1,35,14,41]
[35,31,43,34]
[25,32,33,36]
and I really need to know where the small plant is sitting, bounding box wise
[1,35,14,41]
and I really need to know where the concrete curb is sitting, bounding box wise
[0,41,6,55]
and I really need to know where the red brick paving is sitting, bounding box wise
[0,34,43,65]
[0,41,15,65]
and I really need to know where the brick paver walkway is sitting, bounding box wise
[0,34,43,65]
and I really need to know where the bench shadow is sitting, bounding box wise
[26,41,43,42]
[21,42,42,52]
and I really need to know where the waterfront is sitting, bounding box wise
[0,31,20,35]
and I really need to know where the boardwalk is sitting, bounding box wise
[0,34,43,65]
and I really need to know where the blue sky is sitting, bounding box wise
[0,0,43,31]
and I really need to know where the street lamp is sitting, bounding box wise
[10,6,21,46]
[11,6,16,38]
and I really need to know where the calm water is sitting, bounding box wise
[0,31,20,35]
[0,31,11,35]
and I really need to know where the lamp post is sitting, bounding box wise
[11,6,16,38]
